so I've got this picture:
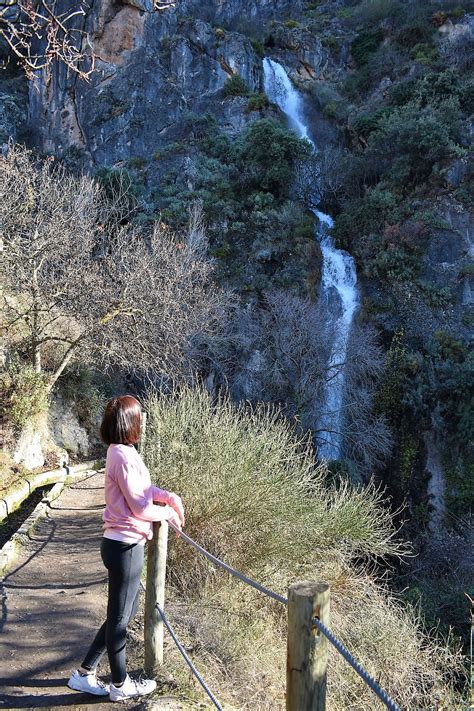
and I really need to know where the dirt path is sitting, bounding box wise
[0,471,186,710]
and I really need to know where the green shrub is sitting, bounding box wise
[247,92,269,111]
[127,156,146,170]
[411,42,438,65]
[350,29,384,66]
[294,212,315,240]
[333,187,398,253]
[236,119,312,198]
[284,19,300,29]
[321,35,340,51]
[352,108,391,138]
[336,7,353,19]
[181,111,217,138]
[451,5,466,18]
[365,246,421,281]
[143,387,464,710]
[459,262,474,278]
[94,167,140,209]
[418,282,453,308]
[222,74,249,97]
[251,39,265,57]
[389,78,418,106]
[367,98,465,185]
[5,365,49,430]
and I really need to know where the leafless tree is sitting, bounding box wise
[0,0,176,78]
[439,22,474,73]
[205,290,391,471]
[339,326,393,471]
[1,144,227,391]
[314,144,349,204]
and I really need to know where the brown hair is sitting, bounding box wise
[100,395,142,446]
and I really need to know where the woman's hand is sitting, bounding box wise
[152,487,185,527]
[166,492,185,528]
[167,509,182,537]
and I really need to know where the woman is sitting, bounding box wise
[68,395,185,701]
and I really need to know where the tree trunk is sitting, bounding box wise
[32,262,41,373]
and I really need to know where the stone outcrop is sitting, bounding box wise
[26,0,324,167]
[48,394,90,459]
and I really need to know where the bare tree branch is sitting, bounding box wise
[0,0,177,78]
[1,144,229,391]
[201,290,392,472]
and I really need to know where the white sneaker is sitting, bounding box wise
[67,669,110,696]
[109,674,157,702]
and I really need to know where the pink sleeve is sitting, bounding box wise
[115,453,174,523]
[152,486,170,503]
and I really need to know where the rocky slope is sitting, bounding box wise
[3,0,472,521]
[27,0,321,164]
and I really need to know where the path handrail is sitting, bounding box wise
[140,579,223,710]
[144,519,401,711]
[170,524,287,605]
[167,521,401,711]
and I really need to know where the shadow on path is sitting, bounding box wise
[0,471,114,707]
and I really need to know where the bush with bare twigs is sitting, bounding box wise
[200,290,392,472]
[0,0,177,77]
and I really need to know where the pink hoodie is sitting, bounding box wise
[102,443,176,542]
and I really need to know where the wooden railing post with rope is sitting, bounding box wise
[143,527,331,710]
[144,520,168,674]
[140,412,170,673]
[142,521,400,711]
[287,581,330,711]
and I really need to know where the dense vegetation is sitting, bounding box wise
[310,0,474,516]
[153,115,317,296]
[143,387,465,710]
[302,0,473,645]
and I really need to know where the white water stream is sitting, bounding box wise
[263,57,358,460]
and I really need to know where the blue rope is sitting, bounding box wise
[155,602,223,711]
[313,618,401,711]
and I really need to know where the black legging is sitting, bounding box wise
[81,537,144,684]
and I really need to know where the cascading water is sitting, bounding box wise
[263,57,358,460]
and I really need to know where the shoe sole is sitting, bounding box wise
[110,687,157,702]
[110,693,154,702]
[67,680,109,696]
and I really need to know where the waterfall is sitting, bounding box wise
[263,57,358,460]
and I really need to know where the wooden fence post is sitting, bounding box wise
[144,519,168,674]
[286,581,330,711]
[138,411,147,455]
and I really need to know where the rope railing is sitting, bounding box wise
[155,601,223,711]
[139,579,222,710]
[169,523,288,605]
[313,618,401,711]
[166,521,401,711]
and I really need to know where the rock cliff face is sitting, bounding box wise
[27,0,323,167]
